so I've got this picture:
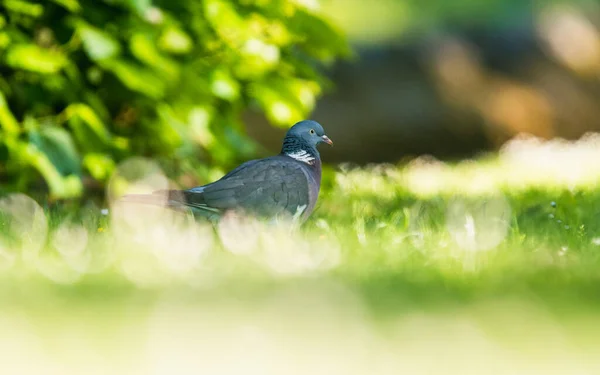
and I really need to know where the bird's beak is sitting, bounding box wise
[321,135,333,146]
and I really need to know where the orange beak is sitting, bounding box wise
[321,135,333,146]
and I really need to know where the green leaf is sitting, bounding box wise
[0,32,10,49]
[83,153,115,181]
[156,103,185,147]
[204,0,247,44]
[64,104,112,152]
[287,79,321,112]
[27,147,83,199]
[249,79,310,125]
[82,91,110,121]
[5,44,68,74]
[188,106,215,147]
[24,128,83,199]
[126,0,152,14]
[235,38,280,78]
[130,33,179,79]
[158,27,193,54]
[290,10,352,60]
[3,0,44,17]
[29,126,81,177]
[0,91,20,135]
[104,60,166,98]
[77,24,121,61]
[210,70,240,101]
[50,0,81,12]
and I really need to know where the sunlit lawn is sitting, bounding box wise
[3,135,600,374]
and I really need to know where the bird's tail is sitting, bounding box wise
[117,190,220,222]
[119,193,164,206]
[118,190,185,209]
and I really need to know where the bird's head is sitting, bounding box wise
[286,120,333,148]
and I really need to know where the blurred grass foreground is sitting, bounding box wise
[3,136,600,374]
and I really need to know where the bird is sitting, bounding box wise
[119,120,333,224]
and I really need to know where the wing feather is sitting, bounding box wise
[184,158,310,217]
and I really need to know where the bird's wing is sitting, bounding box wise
[175,157,310,218]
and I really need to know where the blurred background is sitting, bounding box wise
[251,0,600,163]
[1,0,600,201]
[329,0,600,161]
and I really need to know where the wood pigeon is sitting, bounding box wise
[120,120,332,224]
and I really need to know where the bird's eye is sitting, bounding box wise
[309,129,315,134]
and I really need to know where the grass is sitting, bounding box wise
[3,135,600,374]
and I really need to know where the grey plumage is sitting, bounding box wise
[120,120,332,224]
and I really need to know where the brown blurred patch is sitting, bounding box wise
[480,79,555,144]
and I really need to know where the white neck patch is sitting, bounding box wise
[286,150,315,165]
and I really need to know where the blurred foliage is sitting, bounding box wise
[0,0,349,199]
